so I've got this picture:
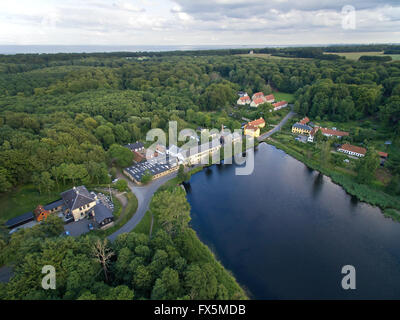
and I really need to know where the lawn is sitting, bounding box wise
[273,92,295,103]
[133,210,159,237]
[0,185,67,224]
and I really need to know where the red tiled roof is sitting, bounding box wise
[248,118,265,127]
[265,94,275,101]
[253,92,264,98]
[378,151,388,158]
[240,96,250,101]
[339,144,366,155]
[320,128,349,137]
[253,97,266,105]
[300,117,310,125]
[272,101,288,108]
[244,124,258,131]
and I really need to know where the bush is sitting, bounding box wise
[115,179,128,192]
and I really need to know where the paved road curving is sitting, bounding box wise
[257,105,295,141]
[107,171,178,241]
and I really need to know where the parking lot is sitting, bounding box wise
[63,192,115,237]
[64,218,93,237]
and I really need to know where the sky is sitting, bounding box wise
[0,0,399,46]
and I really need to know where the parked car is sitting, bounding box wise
[64,230,70,236]
[88,223,94,231]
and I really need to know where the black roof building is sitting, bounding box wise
[61,186,95,211]
[93,203,114,227]
[43,199,64,211]
[5,211,34,229]
[124,157,178,182]
[293,123,312,131]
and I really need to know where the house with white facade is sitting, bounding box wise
[237,96,251,105]
[272,101,288,111]
[337,144,366,157]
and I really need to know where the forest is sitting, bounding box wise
[0,48,399,195]
[0,187,246,300]
[0,46,400,299]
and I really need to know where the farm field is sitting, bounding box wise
[324,51,400,61]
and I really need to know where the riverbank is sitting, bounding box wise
[137,182,248,299]
[266,138,400,219]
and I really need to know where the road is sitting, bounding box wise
[107,171,178,241]
[257,105,295,141]
[109,107,295,241]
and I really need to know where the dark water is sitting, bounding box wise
[185,143,400,299]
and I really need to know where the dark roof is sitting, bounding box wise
[5,211,34,228]
[61,186,95,211]
[124,142,144,151]
[93,203,113,224]
[125,157,178,182]
[43,199,64,211]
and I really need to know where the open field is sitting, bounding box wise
[0,185,66,224]
[324,51,400,61]
[274,91,295,103]
[236,53,299,60]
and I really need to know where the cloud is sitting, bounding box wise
[0,0,398,45]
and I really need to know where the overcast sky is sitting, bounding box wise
[0,0,399,46]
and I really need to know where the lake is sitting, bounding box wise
[185,143,400,299]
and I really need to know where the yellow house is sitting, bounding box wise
[61,186,97,221]
[244,124,260,138]
[248,118,266,129]
[292,123,312,135]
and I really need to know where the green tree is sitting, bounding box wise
[185,263,218,299]
[115,179,128,192]
[177,164,189,182]
[356,149,380,184]
[141,170,153,184]
[107,144,133,167]
[151,267,181,299]
[150,188,191,236]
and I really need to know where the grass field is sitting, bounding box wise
[324,51,400,61]
[133,210,159,237]
[236,53,298,60]
[0,185,68,224]
[274,91,295,103]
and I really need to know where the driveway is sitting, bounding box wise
[107,171,178,241]
[258,105,295,141]
[64,219,92,237]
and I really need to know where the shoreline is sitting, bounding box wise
[264,139,400,220]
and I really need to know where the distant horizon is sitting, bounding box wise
[0,43,399,55]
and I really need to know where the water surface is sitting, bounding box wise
[185,143,400,299]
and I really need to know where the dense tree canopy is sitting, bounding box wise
[0,186,246,300]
